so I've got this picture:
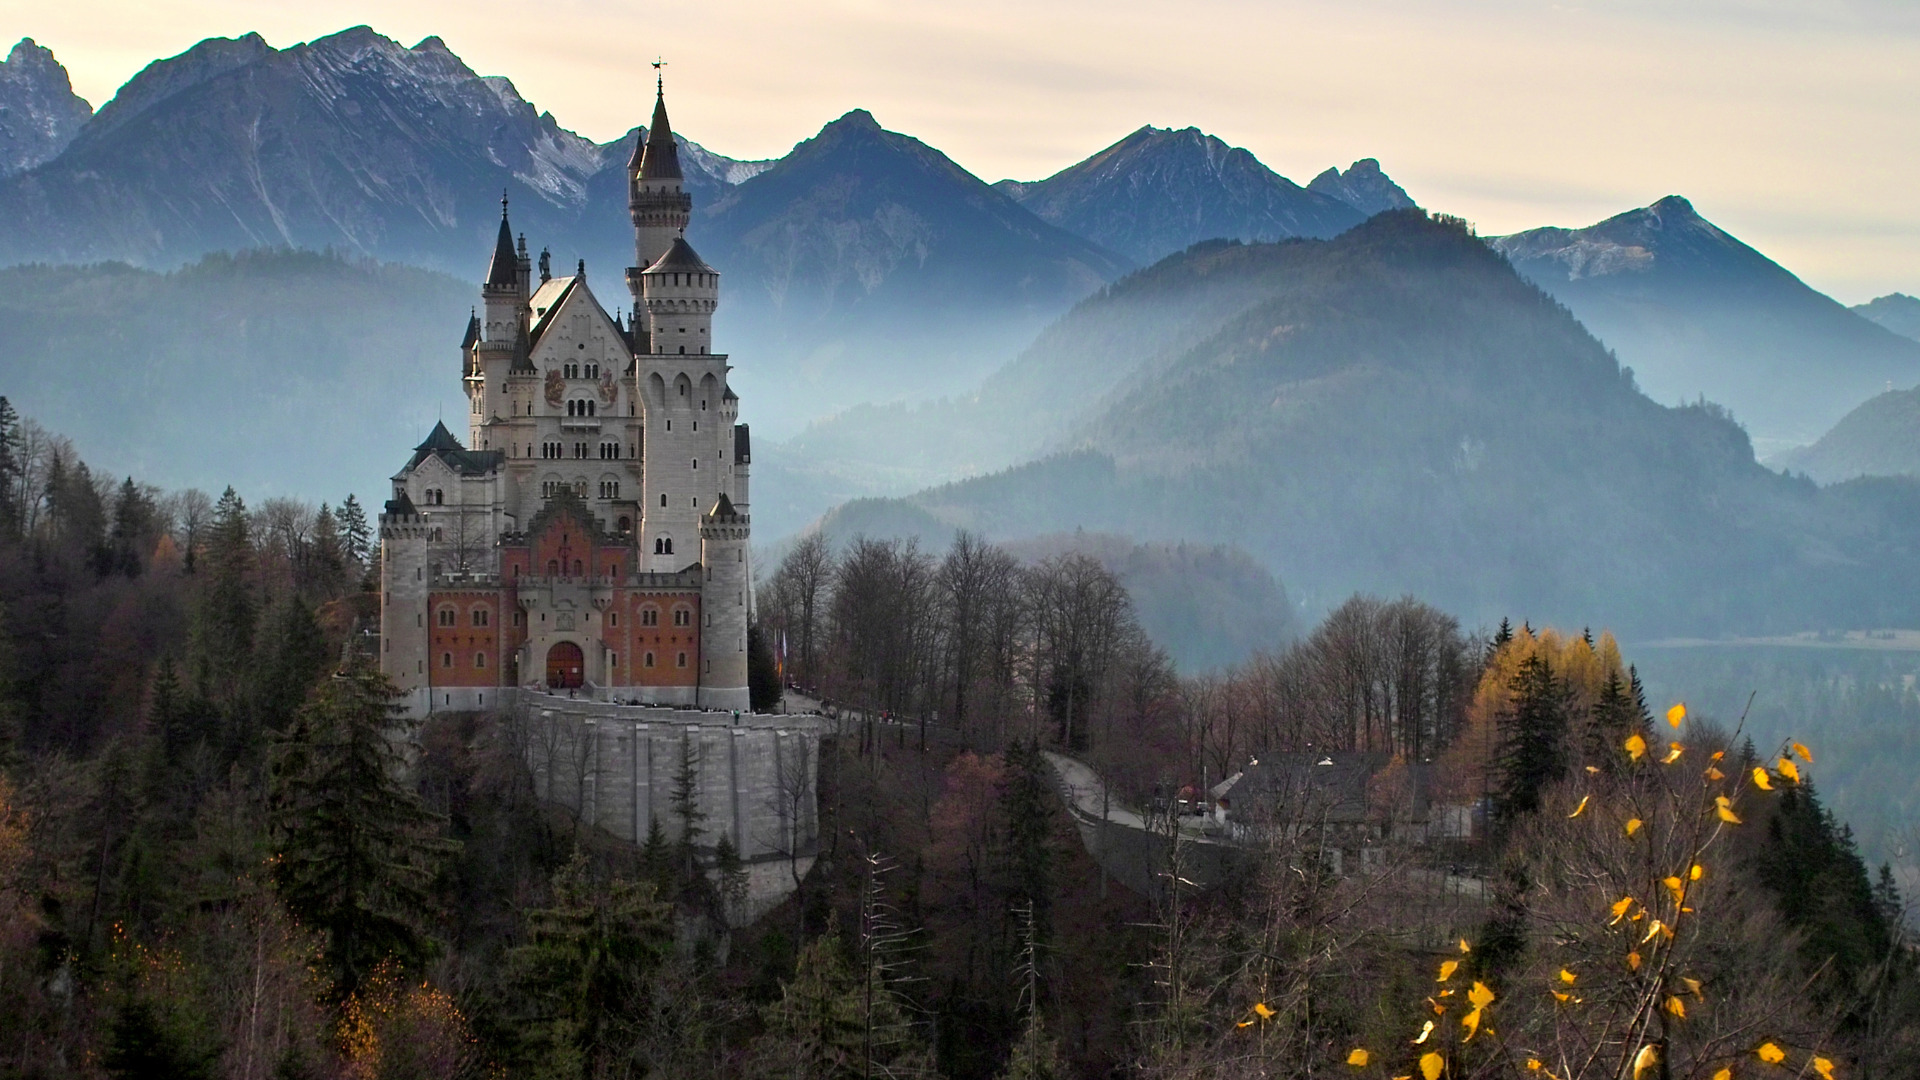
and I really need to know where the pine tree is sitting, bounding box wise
[269,668,452,999]
[714,831,749,925]
[191,487,257,701]
[1000,740,1055,942]
[256,599,330,733]
[336,495,371,574]
[0,396,21,541]
[1494,652,1567,825]
[108,476,153,578]
[502,851,671,1079]
[670,733,706,884]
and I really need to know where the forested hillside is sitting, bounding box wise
[826,211,1920,638]
[0,249,470,500]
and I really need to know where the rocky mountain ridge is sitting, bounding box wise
[0,38,92,176]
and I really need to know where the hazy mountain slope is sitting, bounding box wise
[0,38,92,176]
[0,250,470,502]
[1307,159,1415,216]
[699,109,1132,426]
[995,126,1364,264]
[1492,197,1920,450]
[825,211,1920,637]
[753,237,1322,537]
[1854,293,1920,343]
[1771,388,1920,482]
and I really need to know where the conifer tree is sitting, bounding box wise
[269,668,451,999]
[1494,652,1567,824]
[502,850,671,1078]
[1000,740,1055,941]
[0,396,19,540]
[108,477,153,578]
[191,487,256,700]
[670,733,705,883]
[336,495,371,573]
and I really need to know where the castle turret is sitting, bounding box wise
[627,80,692,311]
[379,490,434,715]
[698,494,750,711]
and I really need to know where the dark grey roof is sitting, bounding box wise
[733,423,750,464]
[460,311,479,349]
[706,492,744,522]
[485,198,518,288]
[639,88,681,180]
[405,421,504,477]
[646,237,714,274]
[385,490,417,516]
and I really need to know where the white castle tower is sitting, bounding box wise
[377,77,752,715]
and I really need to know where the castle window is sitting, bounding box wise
[660,493,667,507]
[609,611,618,627]
[642,607,658,626]
[472,608,489,627]
[548,559,559,576]
[438,608,456,627]
[678,346,685,354]
[677,652,687,668]
[513,611,522,626]
[664,539,673,555]
[618,516,631,532]
[442,653,452,668]
[644,652,654,668]
[691,457,697,470]
[673,608,691,627]
[573,560,584,576]
[610,652,618,668]
[475,652,486,668]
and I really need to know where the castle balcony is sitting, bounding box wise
[560,417,602,431]
[434,571,502,588]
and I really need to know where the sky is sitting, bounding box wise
[11,0,1920,301]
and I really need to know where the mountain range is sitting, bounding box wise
[1491,197,1920,451]
[820,211,1920,638]
[0,29,1410,436]
[1854,293,1920,344]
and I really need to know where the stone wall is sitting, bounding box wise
[519,698,825,922]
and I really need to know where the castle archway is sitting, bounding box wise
[546,641,584,689]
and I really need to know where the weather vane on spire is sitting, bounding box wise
[652,57,666,94]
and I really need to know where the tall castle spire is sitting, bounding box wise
[627,65,693,311]
[485,192,518,288]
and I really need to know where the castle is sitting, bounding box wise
[378,82,753,717]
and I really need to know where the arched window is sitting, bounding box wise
[472,608,489,627]
[442,652,453,668]
[676,652,687,668]
[474,652,486,668]
[437,607,456,627]
[572,560,583,576]
[547,559,559,576]
[664,538,674,555]
[644,652,654,668]
[618,516,631,532]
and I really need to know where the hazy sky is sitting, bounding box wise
[14,0,1919,300]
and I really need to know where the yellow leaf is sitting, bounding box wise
[1668,702,1687,728]
[1254,1002,1275,1019]
[1626,818,1644,836]
[1552,990,1570,1002]
[1793,741,1814,763]
[1458,938,1472,954]
[1559,968,1578,985]
[1461,1007,1481,1040]
[1713,1071,1732,1080]
[1421,1051,1445,1080]
[1527,1061,1543,1072]
[1438,988,1454,998]
[1568,795,1590,818]
[1706,766,1726,781]
[1752,768,1774,791]
[1779,757,1800,784]
[1634,1044,1660,1079]
[1711,750,1726,761]
[1691,864,1705,881]
[1716,796,1742,824]
[1438,960,1459,982]
[1627,951,1642,971]
[1663,742,1685,764]
[1468,981,1496,1008]
[1757,1042,1786,1064]
[1414,1020,1434,1044]
[1813,1056,1836,1079]
[1626,733,1648,761]
[1611,896,1635,923]
[1586,765,1601,774]
[1682,976,1703,996]
[1347,1048,1370,1067]
[1642,919,1670,943]
[1665,876,1686,903]
[1666,996,1687,1019]
[1237,1020,1255,1028]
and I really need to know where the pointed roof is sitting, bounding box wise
[638,86,682,180]
[460,311,480,349]
[485,194,518,287]
[404,421,504,476]
[645,237,714,274]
